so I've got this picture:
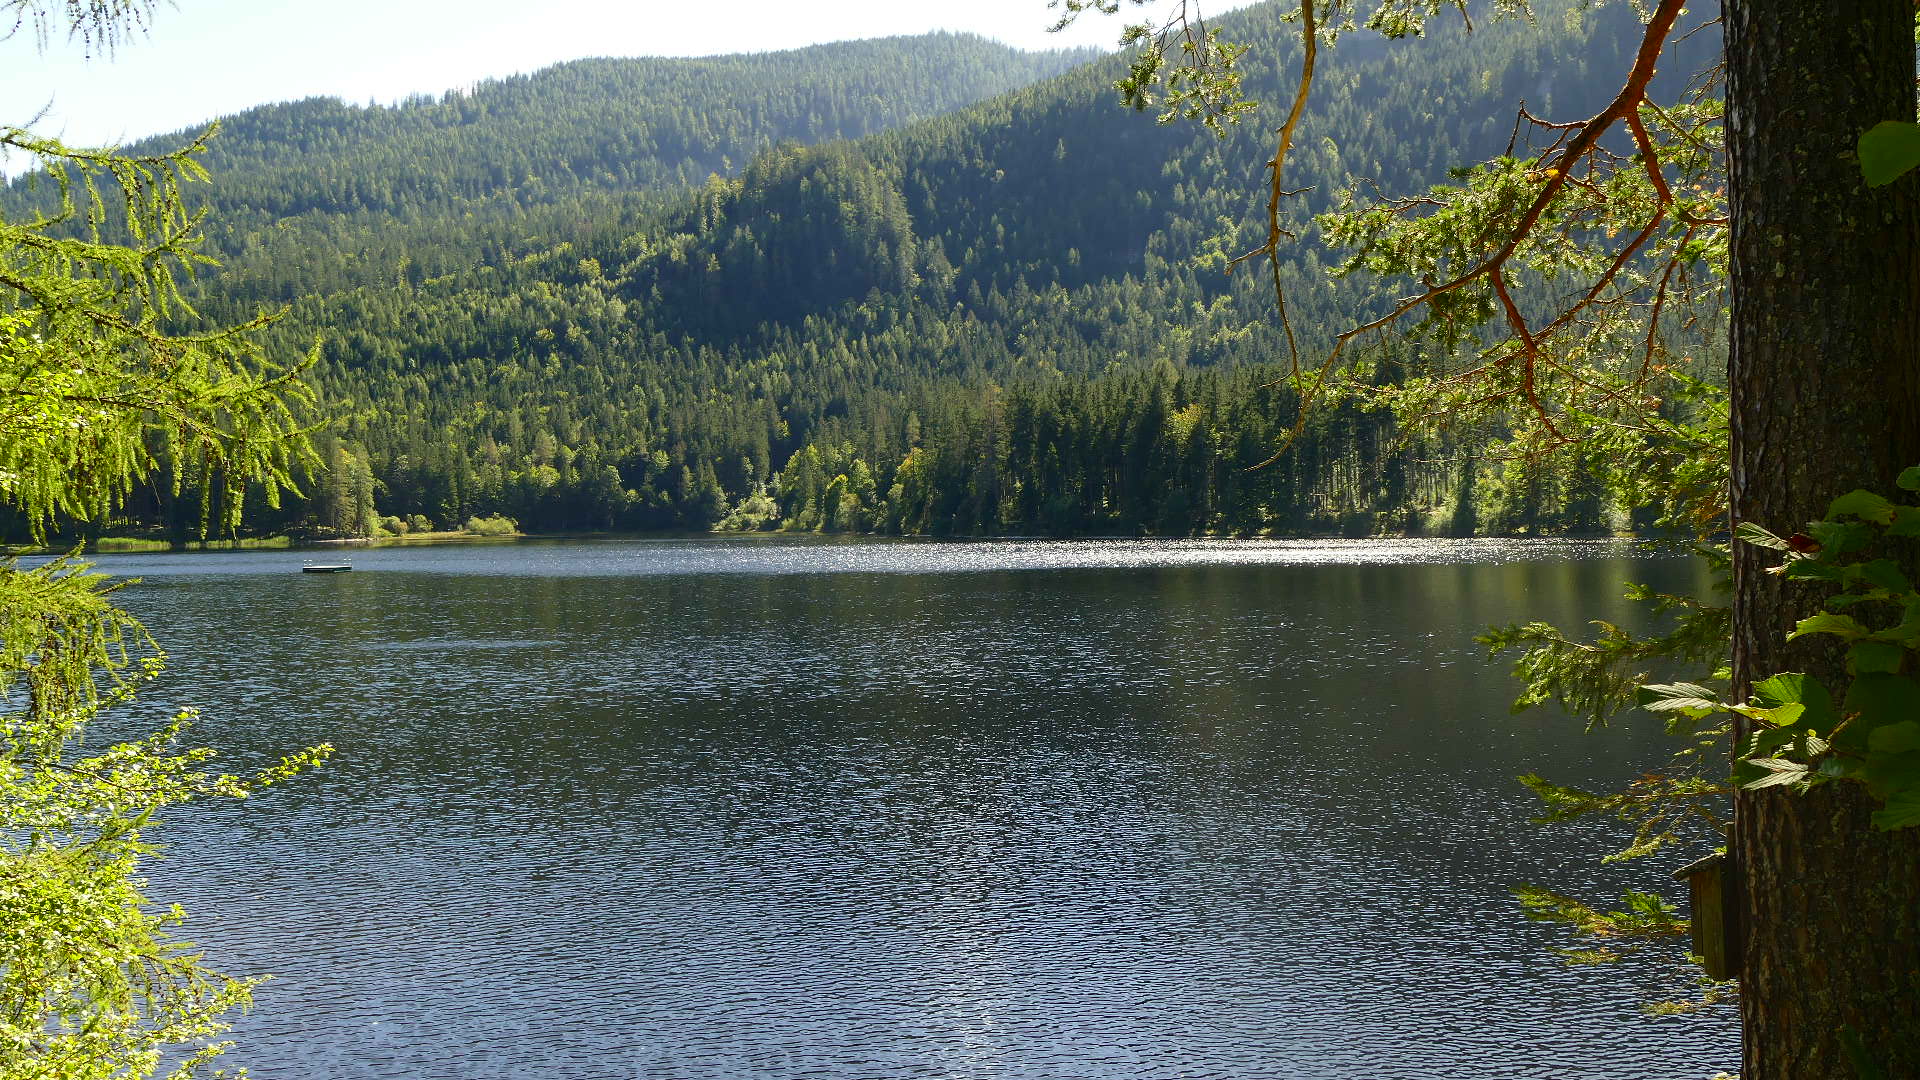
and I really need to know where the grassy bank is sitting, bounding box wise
[85,535,294,553]
[372,529,524,544]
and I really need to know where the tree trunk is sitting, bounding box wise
[1725,0,1920,1073]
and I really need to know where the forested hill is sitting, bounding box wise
[13,33,1098,228]
[38,4,1712,543]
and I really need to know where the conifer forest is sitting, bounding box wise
[3,4,1712,545]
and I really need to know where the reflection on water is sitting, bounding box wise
[94,538,1736,1079]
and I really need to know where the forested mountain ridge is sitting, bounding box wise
[16,33,1098,225]
[19,4,1709,542]
[5,34,1097,312]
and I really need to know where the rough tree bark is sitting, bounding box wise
[1725,0,1920,1074]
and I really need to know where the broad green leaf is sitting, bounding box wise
[1753,671,1817,707]
[1842,674,1920,747]
[1881,600,1920,645]
[1742,726,1799,760]
[1863,750,1920,799]
[1637,681,1721,712]
[1810,520,1874,554]
[1734,521,1789,550]
[1751,672,1838,730]
[1899,466,1920,492]
[1735,701,1807,729]
[1871,788,1920,830]
[1783,558,1846,583]
[1850,639,1906,675]
[1827,489,1898,524]
[1869,720,1920,755]
[1740,757,1813,789]
[1860,121,1920,187]
[1818,755,1863,780]
[1853,559,1913,594]
[1788,612,1870,641]
[1874,617,1920,647]
[1892,506,1920,537]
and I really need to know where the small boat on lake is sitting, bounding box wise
[301,563,353,573]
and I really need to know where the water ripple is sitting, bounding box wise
[103,539,1734,1079]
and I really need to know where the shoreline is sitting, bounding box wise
[12,525,1675,558]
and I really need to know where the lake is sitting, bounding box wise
[94,537,1738,1078]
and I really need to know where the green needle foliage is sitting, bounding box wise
[1,125,314,535]
[2,6,327,1075]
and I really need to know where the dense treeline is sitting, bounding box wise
[4,6,1711,545]
[735,361,1612,538]
[11,33,1095,226]
[82,352,1622,544]
[5,34,1093,316]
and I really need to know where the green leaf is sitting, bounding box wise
[1869,721,1920,755]
[1860,121,1920,187]
[1735,521,1789,550]
[1898,466,1920,493]
[1735,701,1808,732]
[1872,603,1920,647]
[1862,750,1920,800]
[1810,520,1874,554]
[1788,612,1871,641]
[1783,558,1846,583]
[1753,671,1815,707]
[1842,674,1920,746]
[1759,701,1807,727]
[1742,726,1799,760]
[1637,681,1721,712]
[1818,755,1863,780]
[1873,622,1920,647]
[1827,489,1898,524]
[1853,559,1914,594]
[1741,757,1813,789]
[1750,672,1838,730]
[1891,506,1920,537]
[1870,788,1920,831]
[1850,639,1907,675]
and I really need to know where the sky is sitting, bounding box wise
[0,0,1254,149]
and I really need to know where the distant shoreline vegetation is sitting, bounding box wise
[89,536,295,553]
[28,518,1643,558]
[14,515,527,555]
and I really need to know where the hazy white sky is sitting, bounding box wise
[0,0,1253,148]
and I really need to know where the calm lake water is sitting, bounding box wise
[93,537,1738,1079]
